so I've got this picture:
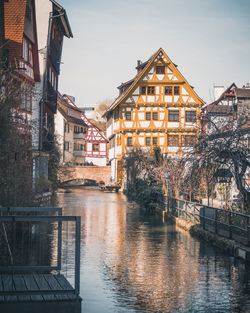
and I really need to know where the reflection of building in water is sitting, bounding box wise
[78,193,200,312]
[103,221,201,312]
[57,190,250,312]
[0,221,58,268]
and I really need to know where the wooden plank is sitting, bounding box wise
[1,274,17,302]
[43,274,68,301]
[13,274,30,301]
[54,274,76,300]
[33,274,56,301]
[22,274,43,301]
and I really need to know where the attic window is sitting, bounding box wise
[165,86,172,95]
[156,66,165,74]
[126,112,131,120]
[174,86,180,95]
[147,86,155,95]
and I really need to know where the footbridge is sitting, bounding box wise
[59,165,112,186]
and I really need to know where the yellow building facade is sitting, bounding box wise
[106,48,205,182]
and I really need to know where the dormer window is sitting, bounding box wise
[156,66,165,74]
[22,37,33,65]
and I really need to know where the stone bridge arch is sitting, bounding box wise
[59,166,112,185]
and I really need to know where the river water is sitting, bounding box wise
[57,188,250,313]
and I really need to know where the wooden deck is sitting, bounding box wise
[0,273,82,313]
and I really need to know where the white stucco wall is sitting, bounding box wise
[32,1,52,150]
[54,111,65,163]
[85,157,106,166]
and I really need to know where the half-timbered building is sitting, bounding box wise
[106,48,205,182]
[55,94,88,165]
[63,95,108,166]
[2,0,41,195]
[4,0,40,126]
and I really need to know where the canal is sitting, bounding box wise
[57,188,250,313]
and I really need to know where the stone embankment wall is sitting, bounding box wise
[59,166,112,184]
[167,214,250,263]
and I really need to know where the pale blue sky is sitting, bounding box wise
[58,0,250,105]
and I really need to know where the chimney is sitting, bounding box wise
[137,60,141,67]
[214,86,225,101]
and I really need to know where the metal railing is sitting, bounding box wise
[166,198,250,247]
[0,207,81,295]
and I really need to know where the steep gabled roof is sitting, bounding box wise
[206,105,233,115]
[106,47,205,114]
[63,94,108,142]
[206,83,237,108]
[117,78,135,90]
[4,0,27,60]
[58,107,88,127]
[234,88,250,99]
[50,0,73,38]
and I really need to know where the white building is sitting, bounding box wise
[32,0,73,181]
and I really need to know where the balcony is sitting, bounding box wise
[74,132,85,140]
[73,150,85,157]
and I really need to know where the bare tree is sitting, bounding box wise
[197,117,250,212]
[0,68,34,206]
[95,98,113,122]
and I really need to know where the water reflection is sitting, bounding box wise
[0,220,58,268]
[57,188,250,313]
